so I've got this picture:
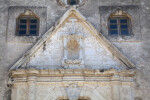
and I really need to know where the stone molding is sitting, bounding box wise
[10,69,135,83]
[64,59,83,64]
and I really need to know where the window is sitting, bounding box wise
[108,10,132,36]
[68,0,79,5]
[58,0,85,7]
[16,11,39,36]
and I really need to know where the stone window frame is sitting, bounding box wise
[108,16,132,36]
[108,9,133,36]
[16,10,40,36]
[99,5,142,42]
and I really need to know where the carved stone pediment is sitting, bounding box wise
[10,8,135,71]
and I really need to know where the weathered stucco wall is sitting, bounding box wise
[0,0,150,100]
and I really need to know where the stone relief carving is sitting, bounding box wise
[61,18,85,68]
[111,8,132,18]
[24,10,34,16]
[67,39,79,59]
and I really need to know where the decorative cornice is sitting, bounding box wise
[10,69,135,83]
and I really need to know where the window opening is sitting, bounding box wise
[108,10,132,36]
[68,0,79,5]
[16,10,39,36]
[109,17,130,36]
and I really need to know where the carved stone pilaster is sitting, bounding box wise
[64,38,68,59]
[111,74,121,100]
[27,76,36,100]
[79,38,83,59]
[61,33,85,68]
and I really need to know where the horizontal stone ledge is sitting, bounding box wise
[10,68,135,77]
[12,81,134,86]
[12,76,134,83]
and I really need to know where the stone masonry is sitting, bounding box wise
[0,0,150,100]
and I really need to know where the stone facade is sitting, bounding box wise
[11,69,134,100]
[0,0,150,100]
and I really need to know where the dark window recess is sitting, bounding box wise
[30,19,37,23]
[19,30,26,35]
[16,17,39,36]
[20,25,27,29]
[29,30,37,35]
[109,17,131,36]
[20,19,27,23]
[30,25,37,29]
[68,0,79,5]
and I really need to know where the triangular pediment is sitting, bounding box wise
[10,8,135,70]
